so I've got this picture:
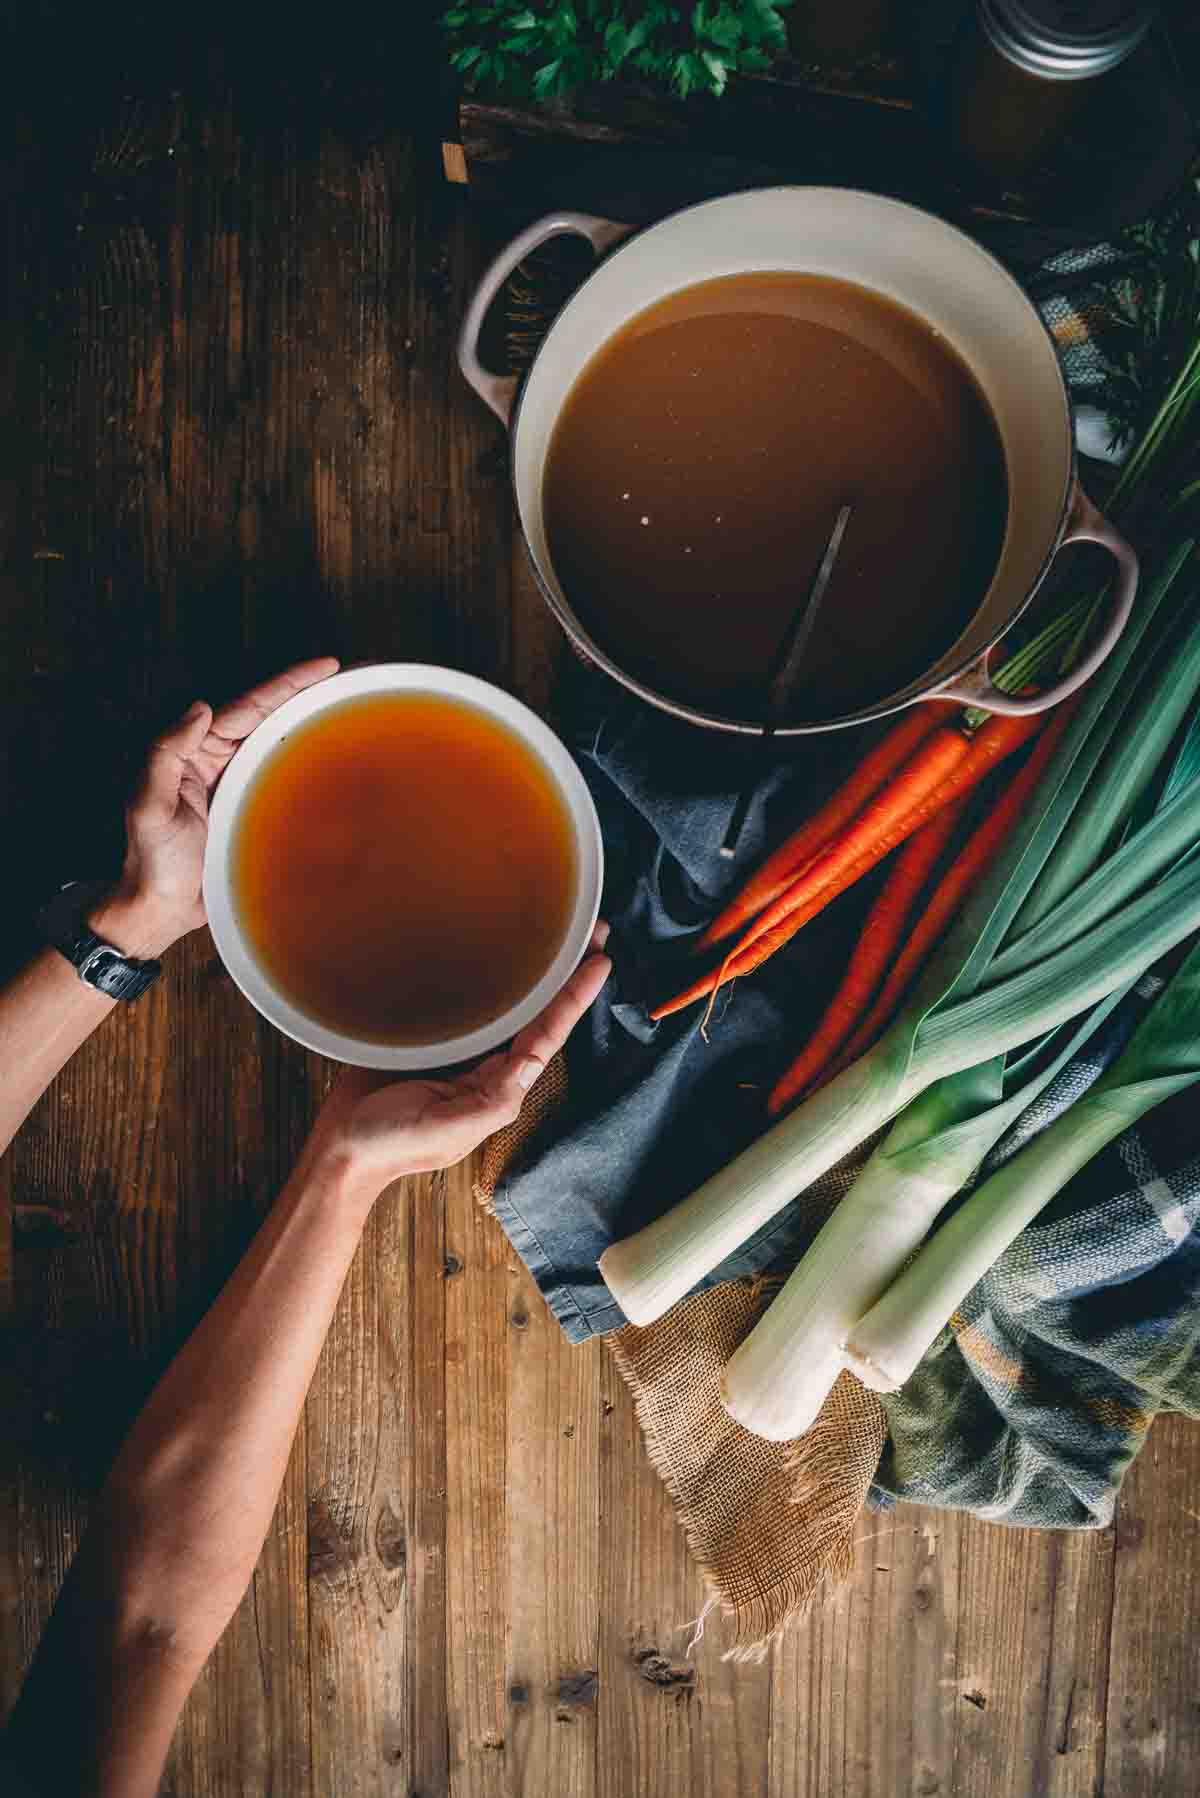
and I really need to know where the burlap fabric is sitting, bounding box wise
[477,1056,887,1654]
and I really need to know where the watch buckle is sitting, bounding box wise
[77,943,121,984]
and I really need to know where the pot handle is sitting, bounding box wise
[457,211,635,427]
[933,484,1139,715]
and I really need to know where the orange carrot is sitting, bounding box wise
[764,796,971,1113]
[770,700,1080,1110]
[652,708,1046,1024]
[697,702,950,950]
[738,710,1043,961]
[651,885,841,1022]
[651,732,971,1024]
[727,725,976,953]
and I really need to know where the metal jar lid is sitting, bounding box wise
[978,0,1156,80]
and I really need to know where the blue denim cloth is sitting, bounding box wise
[494,663,888,1341]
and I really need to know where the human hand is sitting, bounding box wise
[92,658,340,958]
[308,924,612,1200]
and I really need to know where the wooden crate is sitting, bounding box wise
[443,3,1195,272]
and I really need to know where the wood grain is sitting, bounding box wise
[306,1184,410,1796]
[444,1161,509,1798]
[504,1265,601,1798]
[767,1505,960,1798]
[407,1170,450,1798]
[1105,1414,1200,1794]
[597,1349,772,1798]
[0,1141,17,1728]
[0,98,28,1726]
[4,27,1200,1798]
[950,1515,1114,1798]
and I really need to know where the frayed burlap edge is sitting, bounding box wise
[607,1290,887,1659]
[474,1052,887,1656]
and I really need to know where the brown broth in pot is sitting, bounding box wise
[542,272,1009,719]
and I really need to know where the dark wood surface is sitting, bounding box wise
[3,15,1200,1794]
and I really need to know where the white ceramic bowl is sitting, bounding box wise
[202,663,604,1070]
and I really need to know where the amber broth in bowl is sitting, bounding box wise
[232,692,579,1047]
[542,271,1009,719]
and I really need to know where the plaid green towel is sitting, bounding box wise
[873,973,1200,1526]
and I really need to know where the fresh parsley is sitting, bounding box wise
[443,1,793,102]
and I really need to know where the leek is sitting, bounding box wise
[719,997,1126,1438]
[721,704,1200,1436]
[598,546,1195,1328]
[846,938,1200,1395]
[986,777,1200,983]
[1010,603,1200,935]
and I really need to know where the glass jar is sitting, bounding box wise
[948,1,1156,186]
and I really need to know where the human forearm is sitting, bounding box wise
[0,893,174,1162]
[101,1143,378,1662]
[4,1146,380,1797]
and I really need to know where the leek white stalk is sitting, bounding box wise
[598,545,1194,1330]
[718,997,1125,1437]
[599,1044,927,1326]
[846,942,1200,1394]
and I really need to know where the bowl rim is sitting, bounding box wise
[202,662,604,1070]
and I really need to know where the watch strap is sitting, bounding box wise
[73,931,162,1001]
[38,883,162,1002]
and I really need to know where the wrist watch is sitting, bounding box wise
[36,881,162,1002]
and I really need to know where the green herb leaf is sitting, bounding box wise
[443,0,789,98]
[700,49,729,92]
[744,0,788,47]
[532,57,565,95]
[704,6,743,51]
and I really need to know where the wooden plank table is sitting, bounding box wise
[2,26,1200,1797]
